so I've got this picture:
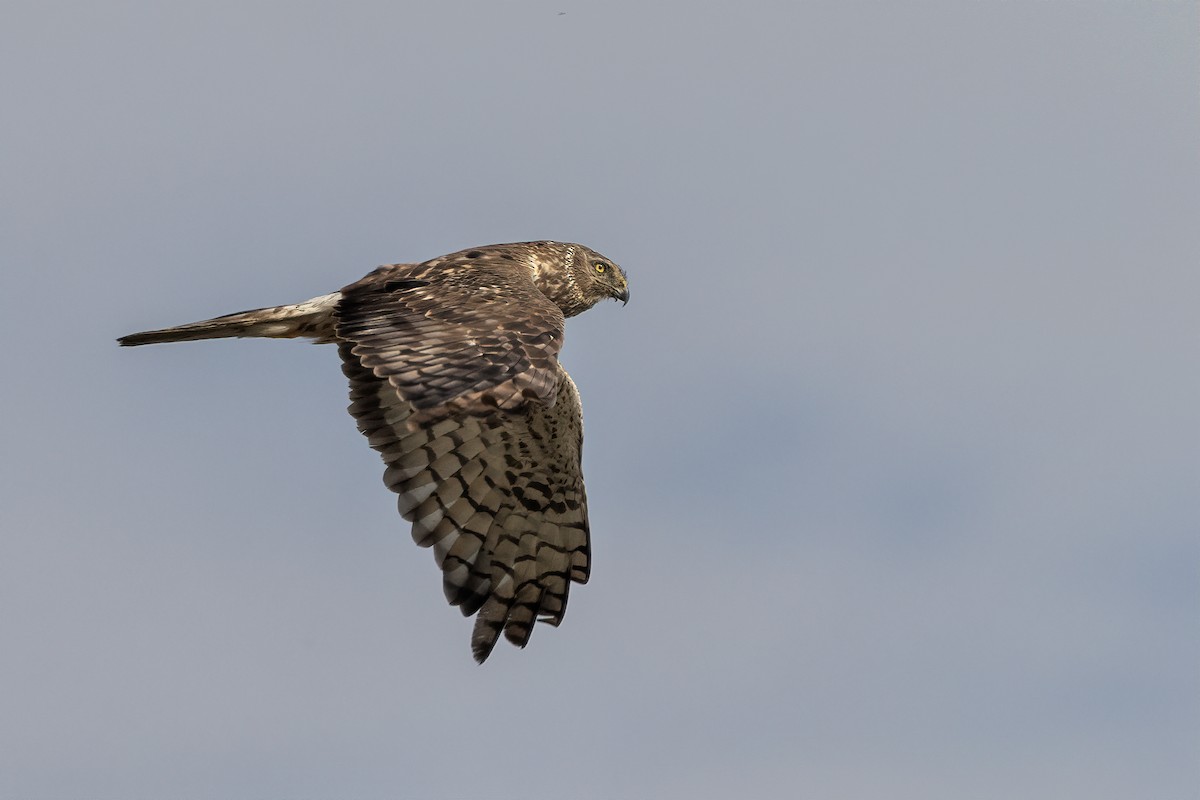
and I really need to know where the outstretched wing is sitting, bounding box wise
[335,251,566,425]
[341,346,590,662]
[334,254,590,662]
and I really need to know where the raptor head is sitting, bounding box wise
[514,241,629,316]
[569,244,629,310]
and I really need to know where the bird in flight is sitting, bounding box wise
[119,241,629,662]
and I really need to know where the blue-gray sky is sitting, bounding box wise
[1,2,1196,797]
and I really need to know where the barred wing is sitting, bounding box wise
[335,254,566,426]
[341,344,591,662]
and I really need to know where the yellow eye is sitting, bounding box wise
[594,263,608,274]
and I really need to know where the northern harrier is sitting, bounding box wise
[119,241,629,662]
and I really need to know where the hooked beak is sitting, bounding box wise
[616,286,629,305]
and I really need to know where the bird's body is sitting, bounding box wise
[120,241,628,662]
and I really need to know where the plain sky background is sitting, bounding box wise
[1,1,1196,798]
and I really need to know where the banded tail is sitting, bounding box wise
[118,292,342,347]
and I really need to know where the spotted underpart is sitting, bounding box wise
[119,240,627,663]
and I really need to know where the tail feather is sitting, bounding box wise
[118,292,341,347]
